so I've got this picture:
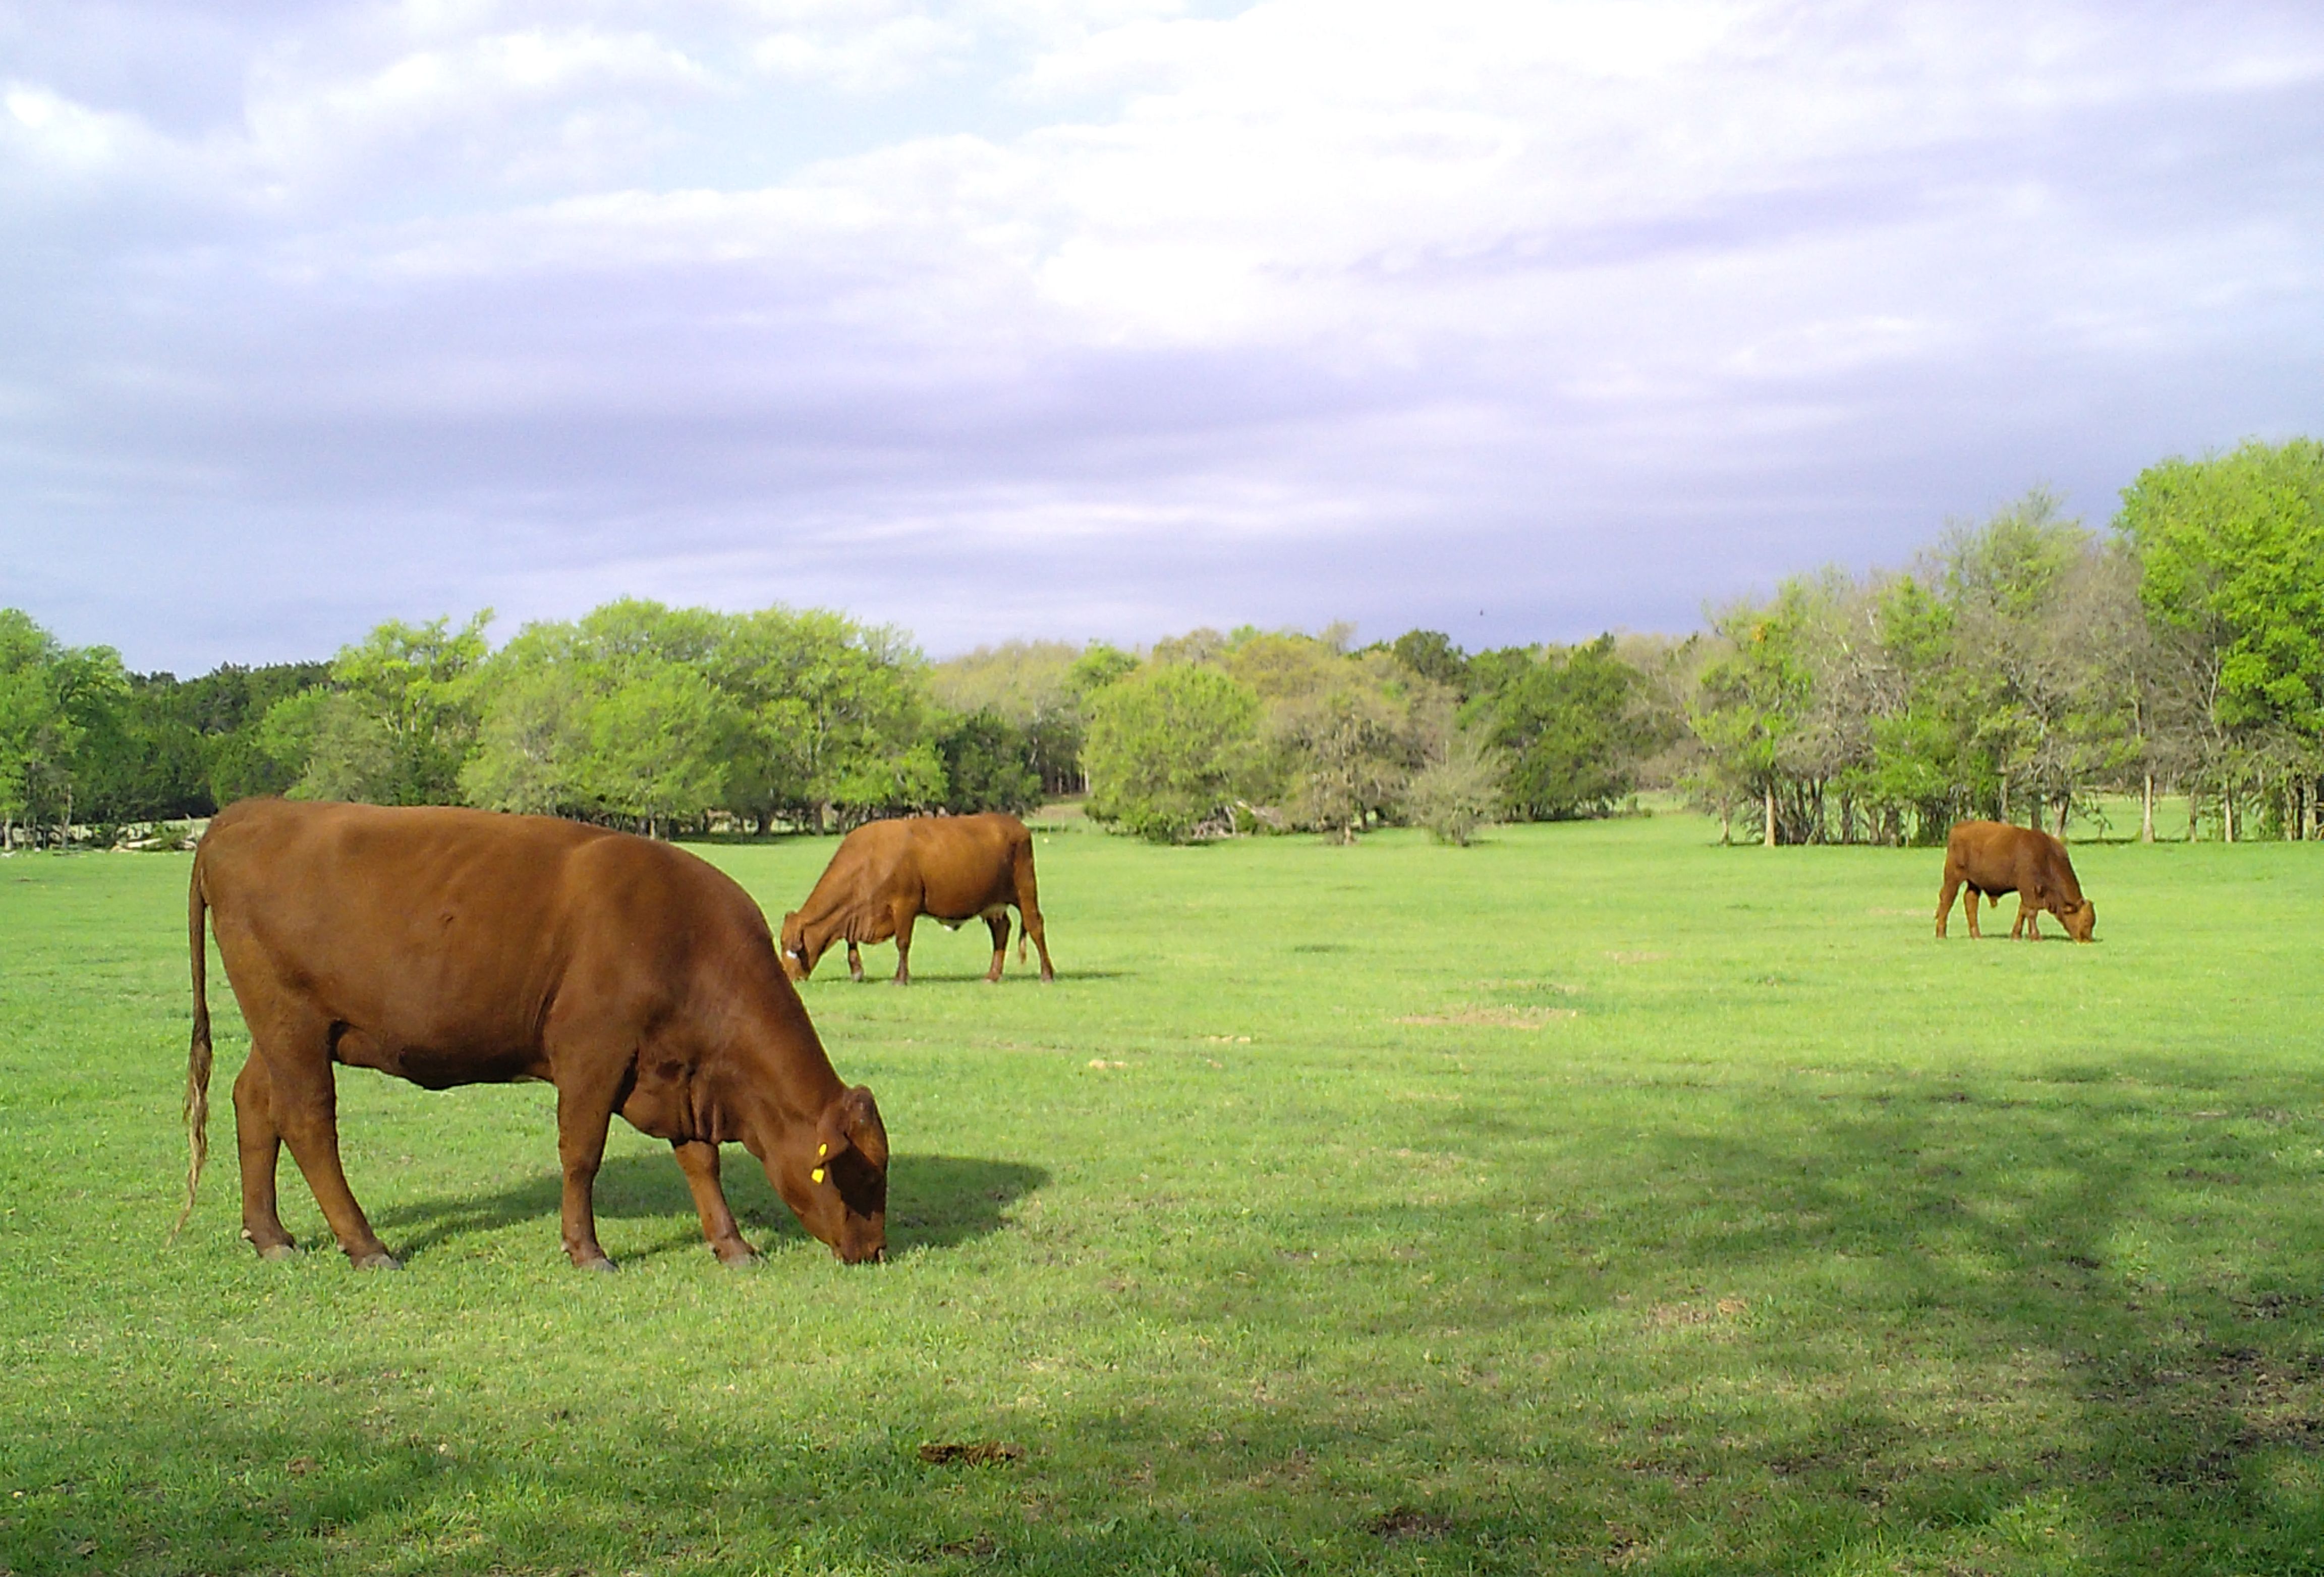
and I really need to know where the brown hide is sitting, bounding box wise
[179,800,887,1270]
[780,813,1055,985]
[1934,820,2096,942]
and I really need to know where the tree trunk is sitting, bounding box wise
[2223,785,2236,844]
[1763,784,1776,849]
[2141,772,2156,844]
[1718,808,1731,846]
[2054,794,2069,840]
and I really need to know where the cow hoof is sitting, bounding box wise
[715,1248,762,1269]
[352,1251,403,1272]
[255,1242,301,1262]
[576,1256,618,1273]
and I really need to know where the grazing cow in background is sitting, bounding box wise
[179,800,888,1270]
[781,812,1055,985]
[1935,820,2097,942]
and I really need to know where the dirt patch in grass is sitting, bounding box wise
[918,1441,1024,1466]
[1647,1297,1748,1329]
[1367,1507,1451,1540]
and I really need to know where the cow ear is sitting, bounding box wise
[842,1085,887,1168]
[813,1088,885,1166]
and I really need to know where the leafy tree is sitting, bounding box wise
[931,640,1108,795]
[936,710,1043,816]
[0,610,130,844]
[714,606,944,828]
[2119,438,2324,838]
[1469,635,1668,821]
[1384,630,1470,695]
[1401,726,1508,845]
[463,602,747,833]
[287,613,491,805]
[1083,664,1262,842]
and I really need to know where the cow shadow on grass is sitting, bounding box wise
[369,1151,1047,1265]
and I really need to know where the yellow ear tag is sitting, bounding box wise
[811,1167,826,1185]
[818,1143,828,1157]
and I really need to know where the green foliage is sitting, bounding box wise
[713,606,942,827]
[1083,663,1262,841]
[285,612,492,806]
[2120,438,2324,738]
[461,601,746,830]
[1469,634,1665,820]
[930,640,1114,794]
[1401,726,1508,844]
[1384,628,1470,694]
[935,710,1043,816]
[0,608,131,839]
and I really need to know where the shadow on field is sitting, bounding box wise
[371,1151,1046,1263]
[1457,1062,2324,1569]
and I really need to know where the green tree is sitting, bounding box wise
[0,610,130,845]
[463,602,746,833]
[1083,664,1262,842]
[2119,438,2324,838]
[1469,635,1666,820]
[289,613,491,805]
[713,606,944,828]
[1403,726,1509,846]
[1384,629,1470,695]
[935,710,1043,816]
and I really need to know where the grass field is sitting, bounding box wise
[4,810,2323,1575]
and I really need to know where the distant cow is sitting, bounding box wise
[1935,820,2097,943]
[781,813,1055,985]
[179,800,888,1270]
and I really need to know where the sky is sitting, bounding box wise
[3,0,2320,673]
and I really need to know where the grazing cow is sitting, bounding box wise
[1935,819,2097,943]
[177,800,888,1270]
[780,812,1055,985]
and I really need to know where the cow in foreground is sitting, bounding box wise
[781,812,1055,985]
[177,800,888,1270]
[1935,819,2097,942]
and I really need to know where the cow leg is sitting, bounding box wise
[1935,876,1961,939]
[554,1071,625,1271]
[250,1010,399,1270]
[846,941,864,983]
[891,908,918,985]
[1963,887,1983,940]
[670,1140,758,1266]
[2015,898,2041,940]
[984,910,1010,983]
[1019,903,1056,983]
[231,1054,299,1260]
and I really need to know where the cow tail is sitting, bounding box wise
[1013,834,1038,964]
[171,850,214,1246]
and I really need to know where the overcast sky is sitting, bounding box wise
[3,1,2319,673]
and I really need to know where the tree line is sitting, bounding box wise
[4,439,2317,849]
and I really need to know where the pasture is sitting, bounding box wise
[3,812,2322,1575]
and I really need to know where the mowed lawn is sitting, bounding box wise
[4,813,2323,1576]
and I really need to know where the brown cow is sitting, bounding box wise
[178,800,888,1270]
[780,812,1054,985]
[1935,819,2097,942]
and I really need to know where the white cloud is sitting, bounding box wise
[3,1,2322,668]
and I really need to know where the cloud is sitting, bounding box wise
[2,1,2321,669]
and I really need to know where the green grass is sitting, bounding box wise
[3,812,2322,1574]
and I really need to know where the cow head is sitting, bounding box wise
[778,911,815,981]
[771,1084,888,1263]
[2059,897,2096,943]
